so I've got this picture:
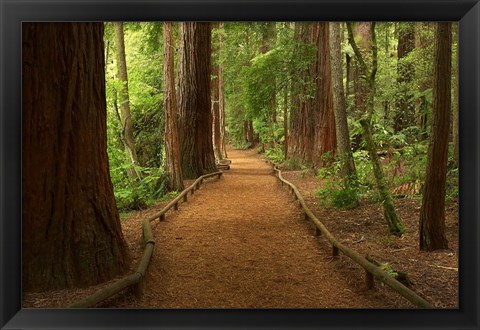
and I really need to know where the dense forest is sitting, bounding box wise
[22,22,458,308]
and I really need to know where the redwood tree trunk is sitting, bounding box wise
[178,22,217,179]
[313,22,336,167]
[419,22,451,251]
[22,23,130,292]
[114,22,140,172]
[163,22,184,191]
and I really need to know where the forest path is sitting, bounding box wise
[122,148,393,308]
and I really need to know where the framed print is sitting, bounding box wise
[1,0,479,329]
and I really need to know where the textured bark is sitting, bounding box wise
[114,22,139,171]
[329,22,357,184]
[347,22,404,236]
[22,23,130,291]
[288,23,335,168]
[313,22,336,167]
[419,23,451,251]
[394,23,416,132]
[178,22,217,179]
[163,22,184,191]
[288,22,315,165]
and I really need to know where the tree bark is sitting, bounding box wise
[313,22,336,167]
[329,22,357,186]
[178,22,217,179]
[163,22,184,191]
[22,22,130,291]
[114,22,140,173]
[419,22,451,251]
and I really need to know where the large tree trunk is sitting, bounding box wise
[163,22,184,191]
[347,22,404,236]
[313,22,336,167]
[329,22,357,185]
[394,23,416,132]
[288,22,315,165]
[419,22,451,251]
[178,22,217,179]
[114,22,140,172]
[22,23,130,292]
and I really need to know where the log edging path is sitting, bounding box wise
[268,160,433,308]
[69,171,224,308]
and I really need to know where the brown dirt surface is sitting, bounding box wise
[281,169,458,308]
[24,148,456,309]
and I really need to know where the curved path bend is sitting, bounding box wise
[122,148,393,308]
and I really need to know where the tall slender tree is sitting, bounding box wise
[419,22,452,251]
[163,22,184,191]
[114,22,140,174]
[347,22,404,236]
[177,22,217,179]
[22,22,130,291]
[329,22,357,187]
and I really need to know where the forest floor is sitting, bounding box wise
[23,147,458,308]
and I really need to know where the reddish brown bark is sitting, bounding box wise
[163,22,184,191]
[178,22,217,179]
[313,22,336,167]
[419,22,451,251]
[22,23,130,291]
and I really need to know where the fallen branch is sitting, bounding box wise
[427,263,458,272]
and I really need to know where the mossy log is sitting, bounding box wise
[366,255,413,287]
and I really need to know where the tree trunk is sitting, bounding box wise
[394,23,415,132]
[178,22,217,179]
[329,22,357,186]
[419,22,451,251]
[218,29,228,159]
[114,22,140,173]
[211,23,225,161]
[288,22,316,165]
[163,22,184,191]
[313,22,336,167]
[347,22,404,236]
[22,23,130,292]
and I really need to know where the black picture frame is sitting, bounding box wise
[1,0,479,329]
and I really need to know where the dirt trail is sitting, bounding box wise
[120,148,395,308]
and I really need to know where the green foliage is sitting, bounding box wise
[316,181,359,209]
[264,144,285,163]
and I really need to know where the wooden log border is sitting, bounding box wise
[69,170,225,308]
[268,161,432,308]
